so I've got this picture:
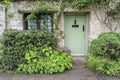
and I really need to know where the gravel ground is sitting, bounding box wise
[0,57,120,80]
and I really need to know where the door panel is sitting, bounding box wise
[64,15,87,56]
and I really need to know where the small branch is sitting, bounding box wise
[92,5,104,24]
[114,20,120,31]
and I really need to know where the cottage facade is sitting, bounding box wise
[0,1,119,56]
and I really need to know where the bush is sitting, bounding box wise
[0,48,2,64]
[90,32,120,60]
[88,32,120,76]
[87,55,120,76]
[0,43,3,65]
[17,47,72,74]
[1,30,57,70]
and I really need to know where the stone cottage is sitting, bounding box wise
[0,0,119,56]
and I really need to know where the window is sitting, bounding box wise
[23,13,53,32]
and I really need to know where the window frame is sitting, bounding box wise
[23,13,53,32]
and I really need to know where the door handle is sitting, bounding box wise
[83,25,85,32]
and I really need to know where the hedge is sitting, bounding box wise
[90,32,120,60]
[88,32,120,76]
[0,30,57,70]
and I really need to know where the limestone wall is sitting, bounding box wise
[89,8,120,41]
[0,4,5,36]
[89,9,109,41]
[7,2,23,30]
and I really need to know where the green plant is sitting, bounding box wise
[88,32,120,76]
[2,0,11,9]
[1,30,57,70]
[7,13,14,18]
[87,55,120,76]
[0,48,2,64]
[87,54,99,70]
[26,13,36,21]
[17,47,72,74]
[0,46,4,73]
[90,32,120,60]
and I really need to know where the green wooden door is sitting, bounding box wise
[64,15,88,56]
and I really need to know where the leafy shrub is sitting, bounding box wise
[87,55,120,76]
[0,50,2,65]
[87,55,99,70]
[59,47,72,54]
[1,30,57,70]
[90,32,120,60]
[0,44,4,72]
[17,47,72,74]
[88,32,120,76]
[0,36,2,64]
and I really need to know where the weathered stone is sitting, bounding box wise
[0,4,5,36]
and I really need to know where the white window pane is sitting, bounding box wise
[47,23,51,26]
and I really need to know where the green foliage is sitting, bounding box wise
[0,36,3,65]
[90,0,107,5]
[72,0,90,10]
[1,30,57,70]
[107,9,120,19]
[33,2,58,13]
[17,47,72,74]
[87,54,99,70]
[0,45,4,73]
[0,47,2,64]
[7,13,14,18]
[2,0,11,9]
[88,32,120,76]
[90,32,120,60]
[87,55,120,76]
[26,13,36,21]
[73,0,110,9]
